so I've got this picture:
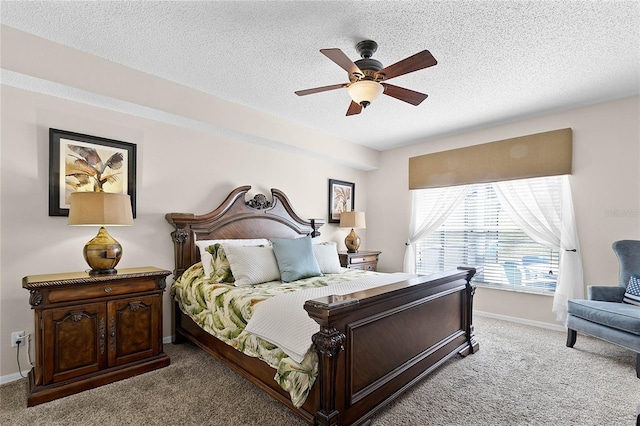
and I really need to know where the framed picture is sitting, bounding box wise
[328,179,355,224]
[49,129,137,217]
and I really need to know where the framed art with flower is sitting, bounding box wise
[328,179,355,224]
[48,128,137,217]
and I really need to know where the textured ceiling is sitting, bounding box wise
[1,1,639,151]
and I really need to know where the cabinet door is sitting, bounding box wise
[108,295,161,366]
[42,302,107,384]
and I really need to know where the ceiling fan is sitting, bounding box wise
[295,40,437,116]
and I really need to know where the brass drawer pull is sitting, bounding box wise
[104,287,112,293]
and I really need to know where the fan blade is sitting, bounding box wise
[320,48,363,77]
[295,83,348,96]
[382,83,428,106]
[346,101,362,116]
[376,50,437,81]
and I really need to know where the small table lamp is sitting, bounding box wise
[340,211,366,253]
[68,191,134,275]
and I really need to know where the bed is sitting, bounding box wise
[166,185,478,426]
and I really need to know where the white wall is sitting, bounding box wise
[366,95,640,325]
[0,85,371,379]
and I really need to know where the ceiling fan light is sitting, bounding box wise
[347,80,384,107]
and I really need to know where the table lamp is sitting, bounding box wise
[340,211,366,253]
[68,191,134,275]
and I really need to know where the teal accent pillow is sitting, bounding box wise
[271,236,323,283]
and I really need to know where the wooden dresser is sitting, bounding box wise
[338,250,381,271]
[22,266,171,406]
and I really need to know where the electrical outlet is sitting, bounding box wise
[11,331,26,348]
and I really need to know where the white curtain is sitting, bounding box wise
[403,185,470,273]
[494,175,584,322]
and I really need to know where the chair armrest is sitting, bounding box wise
[587,285,625,302]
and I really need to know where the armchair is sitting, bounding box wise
[566,240,640,378]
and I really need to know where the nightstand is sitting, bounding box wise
[22,266,171,406]
[338,251,381,271]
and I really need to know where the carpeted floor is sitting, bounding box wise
[1,316,637,425]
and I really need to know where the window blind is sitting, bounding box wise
[414,177,561,292]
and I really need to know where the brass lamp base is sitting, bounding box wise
[345,228,361,253]
[84,227,122,275]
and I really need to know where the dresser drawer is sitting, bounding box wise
[347,264,365,270]
[349,254,379,264]
[48,279,157,303]
[347,263,377,271]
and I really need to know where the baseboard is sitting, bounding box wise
[163,335,172,344]
[0,370,31,385]
[474,310,565,332]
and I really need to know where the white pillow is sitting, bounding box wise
[195,238,270,277]
[222,244,281,287]
[312,242,344,274]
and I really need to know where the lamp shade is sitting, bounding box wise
[347,81,384,107]
[339,211,366,229]
[68,191,133,226]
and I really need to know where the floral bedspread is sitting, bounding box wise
[171,263,379,407]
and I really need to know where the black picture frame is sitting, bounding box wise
[328,179,355,224]
[49,129,137,217]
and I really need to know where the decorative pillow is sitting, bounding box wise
[271,236,323,283]
[204,243,235,284]
[222,244,280,287]
[312,242,344,274]
[623,274,640,306]
[195,238,269,277]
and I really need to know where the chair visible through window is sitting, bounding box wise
[503,261,522,286]
[522,255,557,290]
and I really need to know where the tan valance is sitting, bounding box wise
[409,128,572,189]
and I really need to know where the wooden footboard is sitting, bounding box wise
[173,267,477,426]
[305,267,477,426]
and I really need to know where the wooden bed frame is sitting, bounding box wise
[166,185,478,426]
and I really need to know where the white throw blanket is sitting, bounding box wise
[244,273,416,363]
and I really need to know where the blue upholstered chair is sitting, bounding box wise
[566,240,640,378]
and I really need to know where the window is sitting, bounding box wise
[414,177,562,293]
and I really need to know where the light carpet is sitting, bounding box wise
[1,316,637,425]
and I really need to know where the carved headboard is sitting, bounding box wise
[165,185,324,278]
